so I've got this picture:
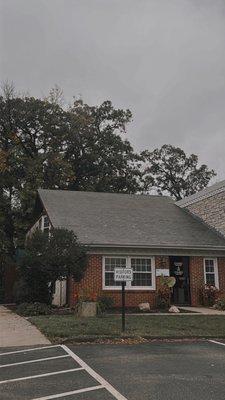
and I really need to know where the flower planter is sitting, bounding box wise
[77,301,97,317]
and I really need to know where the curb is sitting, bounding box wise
[51,335,225,344]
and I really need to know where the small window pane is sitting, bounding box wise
[105,258,126,271]
[43,216,49,228]
[131,258,152,287]
[206,265,214,273]
[132,273,152,287]
[104,258,126,286]
[205,259,214,267]
[131,258,151,272]
[105,272,116,286]
[206,273,215,286]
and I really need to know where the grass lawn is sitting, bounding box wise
[30,314,225,342]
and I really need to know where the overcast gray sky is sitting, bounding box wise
[1,0,225,180]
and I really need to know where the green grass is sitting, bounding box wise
[30,314,225,342]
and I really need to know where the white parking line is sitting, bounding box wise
[0,345,60,356]
[0,344,128,400]
[209,339,225,347]
[62,345,128,400]
[0,354,70,368]
[32,385,104,400]
[0,367,83,384]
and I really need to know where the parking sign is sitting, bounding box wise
[114,268,133,282]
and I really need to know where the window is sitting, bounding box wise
[104,258,126,287]
[103,256,155,290]
[204,258,219,288]
[43,216,50,234]
[131,258,152,287]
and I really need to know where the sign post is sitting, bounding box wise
[114,268,133,332]
[121,281,125,332]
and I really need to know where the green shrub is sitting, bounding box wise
[214,299,225,311]
[16,302,51,316]
[98,296,114,313]
[19,228,87,304]
[13,279,30,304]
[199,284,219,307]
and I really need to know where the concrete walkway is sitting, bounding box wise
[0,306,50,347]
[179,306,225,315]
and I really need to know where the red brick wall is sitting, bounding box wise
[218,257,225,299]
[68,254,225,308]
[189,256,225,305]
[69,254,170,308]
[189,256,204,306]
[69,255,158,307]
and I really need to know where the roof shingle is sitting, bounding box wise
[37,189,225,249]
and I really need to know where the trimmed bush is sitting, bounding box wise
[214,299,225,311]
[16,302,51,316]
[98,296,114,313]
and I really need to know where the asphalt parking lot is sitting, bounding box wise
[0,340,225,400]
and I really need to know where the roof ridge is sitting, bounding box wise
[38,188,173,200]
[176,179,225,207]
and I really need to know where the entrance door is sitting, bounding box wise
[170,256,190,305]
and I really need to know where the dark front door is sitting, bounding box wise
[170,256,190,305]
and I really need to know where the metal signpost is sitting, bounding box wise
[114,268,133,332]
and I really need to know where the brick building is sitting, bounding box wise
[30,188,225,308]
[176,179,225,237]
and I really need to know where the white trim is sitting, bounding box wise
[203,258,219,289]
[102,256,156,291]
[61,345,128,400]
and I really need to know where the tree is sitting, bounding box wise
[0,86,74,248]
[0,86,141,253]
[0,209,13,302]
[142,144,216,200]
[65,99,142,193]
[18,228,87,304]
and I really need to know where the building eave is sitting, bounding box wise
[85,242,225,251]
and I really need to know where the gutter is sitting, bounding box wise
[85,243,225,251]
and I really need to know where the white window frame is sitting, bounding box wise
[102,256,156,291]
[203,258,219,289]
[37,215,50,233]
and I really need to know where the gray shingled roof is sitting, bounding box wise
[176,179,225,207]
[37,189,225,249]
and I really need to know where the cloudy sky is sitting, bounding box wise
[1,0,225,180]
